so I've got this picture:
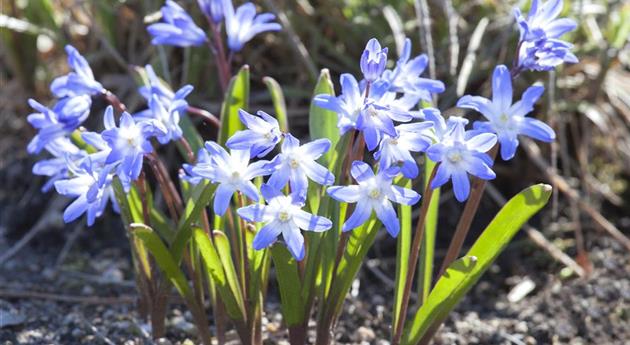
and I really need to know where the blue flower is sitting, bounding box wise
[360,38,388,82]
[147,0,207,47]
[224,1,281,52]
[198,0,225,23]
[314,75,414,151]
[100,107,162,191]
[26,96,91,154]
[32,139,84,192]
[190,141,273,215]
[182,148,211,185]
[266,134,334,197]
[381,38,445,102]
[426,118,497,202]
[356,81,415,151]
[375,122,433,179]
[226,110,282,158]
[514,0,577,42]
[313,73,365,135]
[54,156,116,226]
[238,185,332,260]
[513,0,578,72]
[50,45,104,98]
[327,161,420,237]
[136,65,192,144]
[138,65,193,109]
[517,38,578,71]
[134,94,187,145]
[457,65,555,160]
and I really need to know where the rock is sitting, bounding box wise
[171,315,196,336]
[155,338,173,345]
[355,326,375,341]
[0,309,25,328]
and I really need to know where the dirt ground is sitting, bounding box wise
[1,209,628,345]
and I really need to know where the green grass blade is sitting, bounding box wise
[172,182,216,263]
[131,224,193,300]
[193,228,246,319]
[327,217,380,319]
[402,184,552,345]
[392,178,412,333]
[270,245,305,326]
[309,69,338,166]
[418,158,440,303]
[263,76,289,132]
[218,65,250,146]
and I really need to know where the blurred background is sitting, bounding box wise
[1,0,629,344]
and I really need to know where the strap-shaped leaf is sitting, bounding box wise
[263,76,289,132]
[193,228,246,319]
[402,184,552,345]
[326,217,380,319]
[270,245,305,326]
[218,65,250,146]
[131,224,193,300]
[309,69,338,166]
[418,157,440,303]
[172,182,216,263]
[392,178,412,333]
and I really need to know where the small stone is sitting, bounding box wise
[515,321,528,333]
[155,338,173,345]
[171,315,196,336]
[0,309,25,328]
[81,285,95,295]
[102,266,124,282]
[71,328,83,338]
[355,326,375,341]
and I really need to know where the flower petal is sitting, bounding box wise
[342,200,372,232]
[252,220,282,250]
[374,200,399,237]
[327,185,361,203]
[293,210,332,232]
[213,183,235,215]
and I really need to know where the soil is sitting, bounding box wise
[1,213,628,345]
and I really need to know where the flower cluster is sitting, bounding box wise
[514,0,578,71]
[184,110,335,259]
[148,0,281,52]
[28,47,194,226]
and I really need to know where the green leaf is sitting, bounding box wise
[263,76,289,132]
[402,184,552,345]
[131,224,193,300]
[193,228,246,319]
[418,158,440,303]
[392,178,412,333]
[212,231,246,316]
[218,65,250,146]
[172,182,216,263]
[611,4,630,49]
[309,69,339,166]
[326,217,380,319]
[270,245,305,326]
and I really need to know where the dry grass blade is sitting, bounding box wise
[522,139,630,252]
[456,17,489,96]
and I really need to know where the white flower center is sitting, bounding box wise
[368,188,381,199]
[229,171,241,183]
[277,210,291,222]
[289,158,299,169]
[367,106,379,118]
[447,150,463,164]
